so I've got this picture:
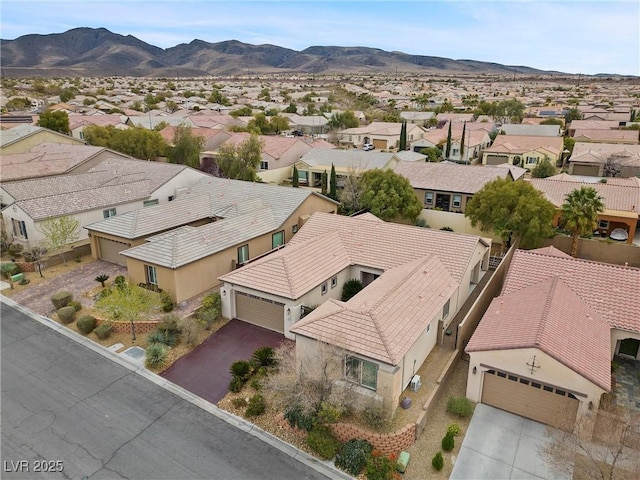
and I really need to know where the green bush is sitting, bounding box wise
[249,378,262,391]
[363,405,389,432]
[251,346,276,369]
[231,397,247,409]
[448,423,461,436]
[284,404,317,432]
[147,331,166,345]
[442,431,454,452]
[51,291,73,309]
[245,394,266,417]
[76,315,97,334]
[432,451,444,471]
[94,324,112,340]
[156,316,180,346]
[334,439,374,476]
[306,425,342,460]
[145,343,169,369]
[341,279,364,301]
[68,300,82,312]
[196,292,221,329]
[230,360,252,380]
[446,396,474,418]
[228,376,244,393]
[317,402,344,424]
[1,262,21,279]
[57,306,76,324]
[160,291,174,312]
[114,275,126,288]
[365,453,396,480]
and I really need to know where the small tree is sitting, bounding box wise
[360,169,422,222]
[321,170,328,196]
[37,110,70,134]
[602,158,622,178]
[460,121,466,160]
[531,158,557,178]
[216,134,263,181]
[37,216,80,264]
[399,121,407,151]
[341,279,363,301]
[445,122,452,159]
[339,164,365,215]
[167,124,203,168]
[292,165,299,188]
[329,163,338,200]
[561,186,605,257]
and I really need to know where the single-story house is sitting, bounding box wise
[281,114,329,136]
[2,157,209,249]
[219,212,492,414]
[338,122,427,150]
[572,129,639,145]
[500,124,562,137]
[400,111,436,125]
[87,177,339,303]
[68,114,131,141]
[466,247,640,431]
[413,123,492,162]
[482,135,564,170]
[394,161,526,213]
[0,125,85,154]
[567,143,640,177]
[567,120,621,137]
[530,176,640,244]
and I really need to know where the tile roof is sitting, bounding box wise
[220,212,488,299]
[528,246,573,258]
[570,143,640,166]
[291,254,457,365]
[529,178,640,212]
[500,124,561,137]
[573,129,639,142]
[485,135,564,155]
[85,157,189,192]
[466,276,611,391]
[394,161,524,194]
[501,249,640,334]
[0,125,44,147]
[121,207,279,268]
[298,149,397,170]
[221,132,305,160]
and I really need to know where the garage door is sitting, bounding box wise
[485,155,508,165]
[98,237,130,265]
[571,164,600,176]
[235,291,284,333]
[482,369,579,430]
[373,139,387,150]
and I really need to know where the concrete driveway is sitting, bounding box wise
[450,404,571,480]
[161,319,287,404]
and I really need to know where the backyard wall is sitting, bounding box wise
[542,235,640,267]
[418,210,502,244]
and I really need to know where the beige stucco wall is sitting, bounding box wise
[466,348,607,424]
[418,210,503,245]
[258,165,292,184]
[1,131,84,155]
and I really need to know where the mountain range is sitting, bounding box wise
[1,27,556,77]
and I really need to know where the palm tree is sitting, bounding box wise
[561,186,604,257]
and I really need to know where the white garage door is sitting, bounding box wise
[235,291,284,333]
[98,237,130,266]
[482,369,579,430]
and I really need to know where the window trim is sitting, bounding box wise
[443,299,450,319]
[425,192,434,205]
[237,244,249,265]
[272,230,285,249]
[292,224,298,234]
[12,219,28,239]
[331,276,337,288]
[260,161,269,170]
[144,264,158,285]
[452,195,462,208]
[598,219,609,229]
[103,207,117,219]
[345,355,378,391]
[143,199,159,207]
[321,282,328,295]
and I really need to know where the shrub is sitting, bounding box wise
[95,287,112,301]
[51,291,73,309]
[245,394,267,417]
[231,397,248,409]
[317,402,344,424]
[365,452,397,480]
[432,451,444,471]
[145,343,169,369]
[95,274,109,287]
[251,346,276,369]
[448,423,461,436]
[306,425,342,460]
[228,377,244,393]
[147,331,166,345]
[114,275,126,288]
[68,300,82,312]
[57,306,76,324]
[76,315,97,334]
[284,404,317,432]
[335,439,374,476]
[363,405,389,432]
[160,291,174,312]
[7,243,24,259]
[1,262,21,279]
[230,360,252,380]
[178,317,201,347]
[19,278,30,285]
[440,226,454,232]
[446,396,474,418]
[249,378,262,391]
[442,431,455,452]
[196,292,221,329]
[94,324,112,340]
[341,279,364,301]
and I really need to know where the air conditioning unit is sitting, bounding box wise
[410,375,422,392]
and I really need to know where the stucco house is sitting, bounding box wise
[572,129,639,145]
[530,176,640,244]
[567,143,640,177]
[87,177,338,303]
[482,135,564,170]
[0,125,85,154]
[338,122,426,150]
[68,114,131,141]
[466,247,640,431]
[219,212,492,414]
[2,158,209,249]
[394,161,526,213]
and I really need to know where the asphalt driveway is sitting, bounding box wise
[161,319,287,404]
[450,404,571,480]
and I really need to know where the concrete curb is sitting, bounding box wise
[1,295,352,480]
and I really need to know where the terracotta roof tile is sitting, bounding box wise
[530,178,640,212]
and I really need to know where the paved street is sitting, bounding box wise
[1,300,334,480]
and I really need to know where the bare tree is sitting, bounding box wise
[339,161,367,215]
[539,409,640,480]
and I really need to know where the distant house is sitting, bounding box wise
[567,120,622,137]
[395,161,525,213]
[416,123,492,162]
[281,114,329,136]
[500,124,561,137]
[339,122,426,150]
[0,125,84,154]
[482,135,564,170]
[567,142,640,177]
[400,111,436,125]
[68,113,131,141]
[572,129,639,145]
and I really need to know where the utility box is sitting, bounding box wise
[410,374,421,392]
[397,451,410,473]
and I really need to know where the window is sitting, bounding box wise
[238,244,249,264]
[452,148,459,156]
[11,219,28,239]
[331,276,337,288]
[260,161,269,170]
[598,220,609,229]
[103,208,117,219]
[144,265,158,285]
[426,322,431,333]
[143,199,159,207]
[425,192,434,205]
[168,195,175,202]
[321,282,328,295]
[272,231,285,249]
[292,224,298,234]
[345,356,378,390]
[452,195,462,208]
[442,299,450,319]
[526,156,538,165]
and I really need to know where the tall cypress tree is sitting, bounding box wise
[460,122,466,161]
[445,121,452,159]
[321,170,328,195]
[292,164,299,187]
[329,163,338,200]
[399,120,407,151]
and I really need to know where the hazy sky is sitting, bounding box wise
[1,1,638,75]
